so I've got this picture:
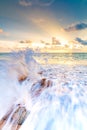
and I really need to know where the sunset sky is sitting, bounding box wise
[0,0,87,51]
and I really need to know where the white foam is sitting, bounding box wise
[0,50,87,130]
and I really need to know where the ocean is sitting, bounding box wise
[1,52,87,65]
[33,52,87,64]
[0,50,87,130]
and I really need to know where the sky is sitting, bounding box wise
[0,0,87,51]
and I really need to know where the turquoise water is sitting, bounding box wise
[33,53,87,65]
[0,52,87,65]
[0,52,87,60]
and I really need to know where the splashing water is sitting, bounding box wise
[0,50,87,130]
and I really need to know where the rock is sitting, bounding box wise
[18,75,27,82]
[0,104,29,130]
[11,105,28,126]
[38,71,43,75]
[40,78,46,87]
[0,106,14,129]
[40,78,53,88]
[32,78,53,96]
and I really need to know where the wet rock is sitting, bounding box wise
[0,104,29,130]
[11,105,28,126]
[32,78,53,96]
[40,78,53,88]
[0,106,14,128]
[18,75,27,82]
[38,71,43,75]
[40,78,46,87]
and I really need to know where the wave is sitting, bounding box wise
[0,49,87,130]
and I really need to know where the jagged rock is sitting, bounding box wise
[31,78,53,96]
[0,104,29,130]
[0,106,14,129]
[18,75,27,82]
[40,78,53,88]
[11,105,28,125]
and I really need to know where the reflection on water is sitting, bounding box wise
[33,53,87,65]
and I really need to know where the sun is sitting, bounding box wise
[60,39,68,46]
[56,37,68,46]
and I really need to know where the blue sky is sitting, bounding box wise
[0,0,87,45]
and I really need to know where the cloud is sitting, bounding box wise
[75,37,87,45]
[20,40,32,43]
[0,28,3,33]
[19,0,55,7]
[65,23,87,32]
[32,18,45,24]
[36,0,55,6]
[0,28,10,36]
[19,0,32,7]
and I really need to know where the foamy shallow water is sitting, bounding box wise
[20,65,87,130]
[0,50,87,130]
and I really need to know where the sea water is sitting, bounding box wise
[0,50,87,130]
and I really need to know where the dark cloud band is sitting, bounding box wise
[65,23,87,32]
[76,37,87,45]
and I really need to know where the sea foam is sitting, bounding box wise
[0,50,87,130]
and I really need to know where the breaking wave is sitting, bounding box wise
[0,49,87,130]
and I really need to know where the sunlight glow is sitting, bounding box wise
[56,37,68,46]
[32,42,45,48]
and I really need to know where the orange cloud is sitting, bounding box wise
[0,28,10,37]
[0,29,3,33]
